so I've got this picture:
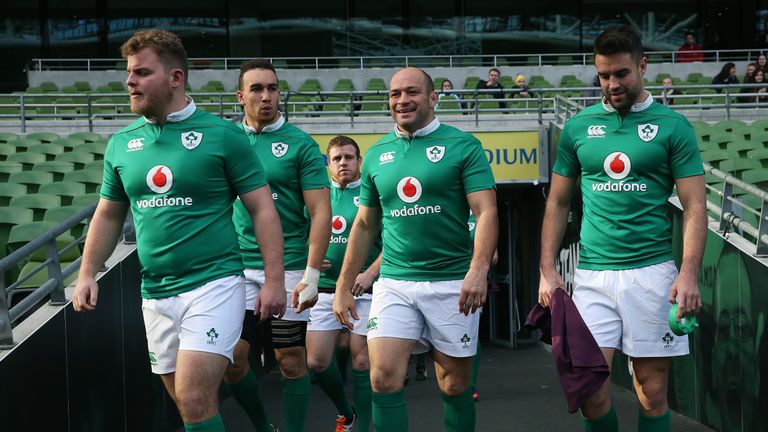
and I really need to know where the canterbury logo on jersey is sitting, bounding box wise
[379,151,395,164]
[127,138,145,151]
[587,125,606,138]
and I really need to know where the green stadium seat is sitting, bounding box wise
[0,183,27,207]
[55,151,95,169]
[107,81,125,92]
[39,181,87,206]
[13,138,40,151]
[686,72,704,82]
[0,132,19,143]
[64,169,102,193]
[25,132,60,143]
[73,81,92,92]
[708,132,738,150]
[359,95,388,116]
[727,141,758,158]
[71,193,101,209]
[719,158,761,178]
[0,162,23,181]
[78,142,107,160]
[556,55,573,65]
[747,148,768,165]
[0,143,17,160]
[7,152,46,169]
[716,120,749,137]
[31,161,75,181]
[366,78,387,91]
[68,131,102,143]
[8,171,54,194]
[299,79,322,92]
[699,150,730,169]
[0,207,34,259]
[322,96,352,115]
[436,98,463,114]
[9,193,61,221]
[43,207,88,239]
[278,80,290,92]
[333,79,355,91]
[463,76,481,90]
[39,82,58,93]
[742,168,768,189]
[26,143,66,161]
[84,160,104,172]
[750,118,768,133]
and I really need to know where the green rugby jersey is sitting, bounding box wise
[552,95,703,270]
[232,115,329,270]
[318,179,382,291]
[101,103,267,298]
[360,119,496,281]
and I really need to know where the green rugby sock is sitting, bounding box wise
[281,373,311,432]
[226,369,272,432]
[184,413,225,431]
[638,409,670,432]
[442,387,475,432]
[315,356,354,419]
[352,369,372,431]
[372,390,408,432]
[580,405,618,432]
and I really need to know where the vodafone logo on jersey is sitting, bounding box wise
[331,215,347,234]
[147,165,173,193]
[603,152,631,180]
[396,177,422,203]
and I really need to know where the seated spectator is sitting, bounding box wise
[677,32,704,62]
[758,53,768,74]
[511,74,534,98]
[711,62,739,93]
[435,79,462,112]
[476,68,507,108]
[756,70,768,103]
[738,69,757,103]
[744,63,757,83]
[583,74,601,106]
[657,77,681,105]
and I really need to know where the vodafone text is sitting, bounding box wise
[591,181,647,192]
[390,204,442,217]
[136,195,193,208]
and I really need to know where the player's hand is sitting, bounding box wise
[669,272,701,320]
[351,271,375,297]
[333,287,359,330]
[72,276,99,312]
[459,268,487,316]
[538,267,565,309]
[291,282,318,313]
[255,279,286,320]
[321,259,332,272]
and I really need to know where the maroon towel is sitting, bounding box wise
[526,289,609,413]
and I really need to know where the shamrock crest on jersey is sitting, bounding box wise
[426,145,445,163]
[637,123,659,142]
[271,141,289,157]
[181,131,203,149]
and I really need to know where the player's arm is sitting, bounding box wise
[72,199,129,312]
[291,187,331,312]
[351,252,382,297]
[334,205,381,329]
[669,175,706,319]
[538,173,577,308]
[460,189,498,316]
[240,185,286,319]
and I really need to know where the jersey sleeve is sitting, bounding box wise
[224,128,268,195]
[100,136,128,202]
[462,136,496,194]
[359,153,381,208]
[669,118,704,179]
[298,137,330,191]
[552,121,581,178]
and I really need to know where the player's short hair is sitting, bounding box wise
[238,59,278,90]
[121,29,188,83]
[594,25,645,63]
[327,135,360,158]
[489,67,501,76]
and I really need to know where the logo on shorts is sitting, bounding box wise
[367,317,378,331]
[662,332,674,348]
[460,333,471,348]
[272,142,288,157]
[206,327,219,345]
[331,215,347,235]
[181,131,203,150]
[148,351,157,365]
[638,123,659,142]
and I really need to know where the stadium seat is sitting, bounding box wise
[0,132,19,143]
[708,132,738,150]
[71,193,101,209]
[8,171,54,193]
[742,168,768,189]
[749,130,768,148]
[78,142,107,160]
[719,159,761,178]
[51,137,83,152]
[25,132,60,143]
[727,141,758,158]
[9,193,61,221]
[55,151,95,169]
[39,82,58,93]
[463,76,481,90]
[299,79,322,92]
[73,81,92,92]
[7,152,47,170]
[39,181,87,206]
[716,120,749,137]
[31,161,75,181]
[0,162,23,181]
[26,143,66,161]
[333,79,355,91]
[0,207,33,258]
[0,183,27,207]
[699,150,730,169]
[43,206,89,239]
[750,118,768,133]
[64,169,103,193]
[359,95,388,116]
[68,131,102,143]
[0,143,17,160]
[366,78,387,91]
[12,138,39,152]
[107,81,125,92]
[747,148,768,165]
[322,96,352,115]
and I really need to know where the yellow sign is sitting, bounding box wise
[311,131,539,183]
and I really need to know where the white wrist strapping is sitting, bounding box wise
[298,266,320,304]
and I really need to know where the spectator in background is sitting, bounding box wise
[583,74,601,106]
[658,77,681,105]
[678,32,704,62]
[758,53,768,73]
[436,79,462,112]
[744,63,757,83]
[510,74,534,99]
[711,62,739,93]
[476,68,507,109]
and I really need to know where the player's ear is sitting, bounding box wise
[429,90,438,108]
[639,56,648,77]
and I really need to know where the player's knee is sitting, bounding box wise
[437,375,469,396]
[278,354,307,378]
[351,352,370,370]
[370,368,402,393]
[224,361,248,383]
[580,383,612,418]
[306,355,331,373]
[176,390,217,423]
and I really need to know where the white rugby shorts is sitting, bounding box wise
[572,260,689,358]
[142,275,245,375]
[308,292,372,337]
[367,277,480,358]
[244,269,309,321]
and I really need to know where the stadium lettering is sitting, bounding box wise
[136,196,193,208]
[390,204,442,217]
[591,181,648,192]
[484,148,537,165]
[330,236,348,244]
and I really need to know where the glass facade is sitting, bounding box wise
[1,0,766,91]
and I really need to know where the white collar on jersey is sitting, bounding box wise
[144,96,196,124]
[394,117,440,139]
[242,112,285,134]
[331,178,362,189]
[601,91,654,113]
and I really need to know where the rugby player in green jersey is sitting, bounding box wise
[333,67,498,432]
[233,59,331,432]
[307,136,383,431]
[71,30,285,432]
[538,25,706,432]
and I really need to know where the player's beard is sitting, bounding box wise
[132,85,174,120]
[603,84,642,114]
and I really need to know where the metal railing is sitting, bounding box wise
[27,49,763,71]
